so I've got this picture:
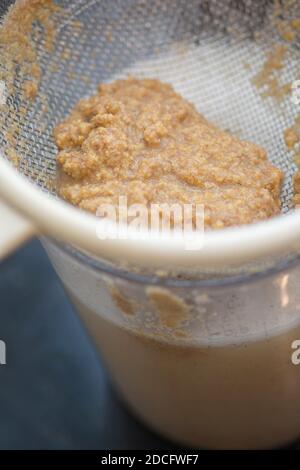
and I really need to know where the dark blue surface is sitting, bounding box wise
[0,240,172,450]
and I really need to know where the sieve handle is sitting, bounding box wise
[0,199,35,261]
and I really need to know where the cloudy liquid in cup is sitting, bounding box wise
[71,293,300,449]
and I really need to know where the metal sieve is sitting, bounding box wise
[0,0,299,271]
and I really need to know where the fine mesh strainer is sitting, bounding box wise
[0,0,300,271]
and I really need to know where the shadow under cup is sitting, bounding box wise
[43,238,300,450]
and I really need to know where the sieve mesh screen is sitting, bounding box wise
[0,0,299,216]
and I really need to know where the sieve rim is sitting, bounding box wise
[1,156,300,269]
